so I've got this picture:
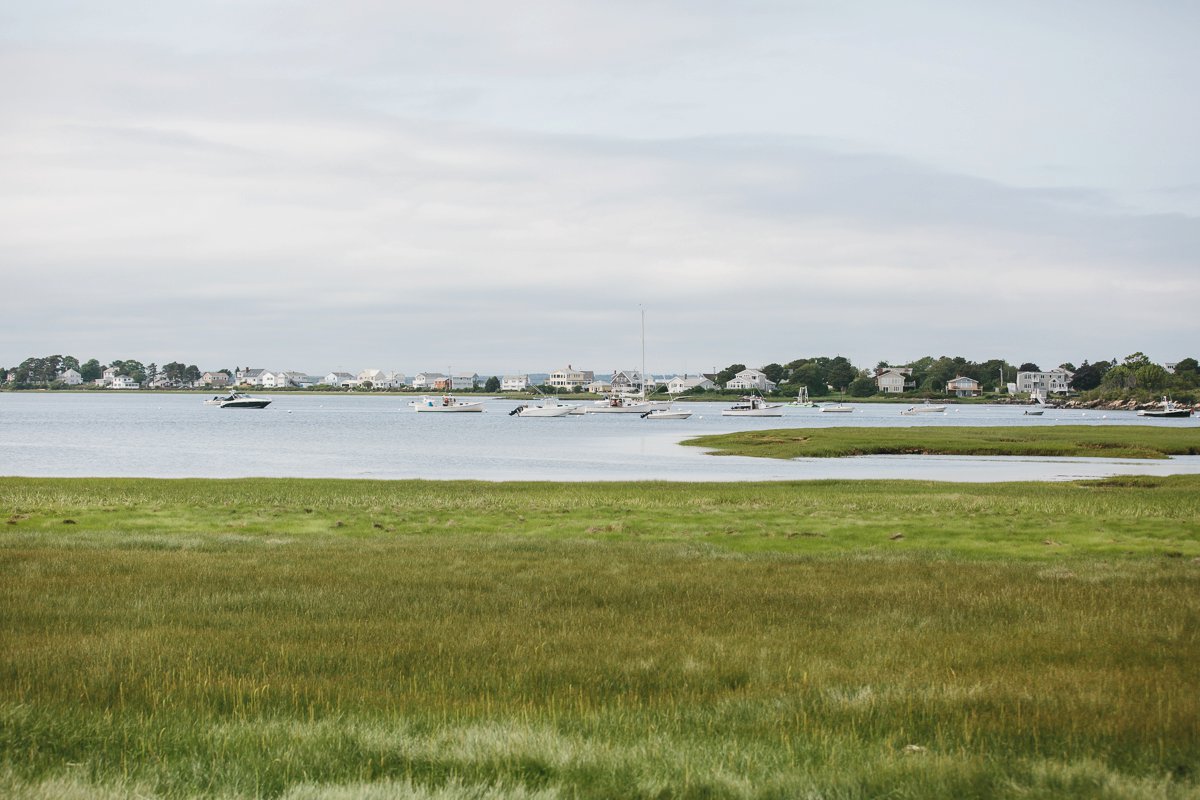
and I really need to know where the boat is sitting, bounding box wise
[787,387,816,408]
[819,403,854,413]
[204,391,271,409]
[581,393,654,413]
[411,395,485,413]
[510,395,577,417]
[1023,408,1045,416]
[641,407,693,420]
[583,307,658,415]
[900,401,946,415]
[1137,396,1193,418]
[722,396,784,417]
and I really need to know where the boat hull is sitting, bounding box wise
[722,408,783,417]
[515,404,576,417]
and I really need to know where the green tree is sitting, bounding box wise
[1018,362,1040,372]
[1173,357,1198,375]
[760,363,786,385]
[826,357,857,392]
[716,364,746,386]
[1123,352,1152,368]
[1071,361,1104,391]
[1135,364,1169,392]
[80,359,102,382]
[484,376,501,392]
[848,375,877,397]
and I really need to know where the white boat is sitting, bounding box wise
[641,407,693,420]
[787,387,816,408]
[1023,408,1045,416]
[1137,396,1193,418]
[722,396,784,417]
[204,391,271,409]
[901,401,946,415]
[510,396,577,417]
[411,395,485,413]
[819,403,854,413]
[581,394,654,414]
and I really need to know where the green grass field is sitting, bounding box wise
[2,476,1199,799]
[684,424,1200,460]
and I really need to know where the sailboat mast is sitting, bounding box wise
[640,306,646,398]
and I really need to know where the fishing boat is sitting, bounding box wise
[411,395,485,413]
[1137,397,1193,418]
[203,391,271,409]
[787,387,816,408]
[722,396,784,417]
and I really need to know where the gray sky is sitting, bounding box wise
[3,0,1197,375]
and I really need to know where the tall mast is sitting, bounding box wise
[640,306,646,398]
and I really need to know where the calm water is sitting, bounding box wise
[1,393,1198,482]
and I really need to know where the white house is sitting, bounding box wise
[322,372,356,387]
[945,376,980,397]
[875,368,914,394]
[450,373,479,390]
[237,368,267,386]
[725,369,777,393]
[610,369,647,394]
[548,366,594,391]
[585,380,613,394]
[501,375,529,392]
[111,375,139,390]
[357,369,403,389]
[410,372,446,389]
[200,371,230,388]
[667,375,715,394]
[1016,369,1073,395]
[57,368,83,386]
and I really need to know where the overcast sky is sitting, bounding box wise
[3,1,1197,375]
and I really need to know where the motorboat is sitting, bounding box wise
[509,396,577,417]
[411,395,485,413]
[722,396,784,417]
[641,406,693,420]
[581,394,654,414]
[787,387,816,408]
[1023,408,1045,416]
[1137,397,1193,418]
[204,391,271,409]
[819,403,854,413]
[901,401,946,415]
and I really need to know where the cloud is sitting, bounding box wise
[2,1,1198,372]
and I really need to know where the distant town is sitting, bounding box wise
[4,352,1197,402]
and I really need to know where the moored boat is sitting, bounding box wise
[722,396,784,417]
[1137,396,1193,418]
[204,391,271,409]
[510,396,577,417]
[411,395,485,412]
[819,403,854,413]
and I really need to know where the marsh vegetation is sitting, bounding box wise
[2,476,1198,798]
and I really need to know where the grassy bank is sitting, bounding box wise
[684,424,1200,461]
[2,477,1199,798]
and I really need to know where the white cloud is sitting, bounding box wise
[1,1,1198,372]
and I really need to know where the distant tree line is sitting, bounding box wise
[4,351,1196,400]
[1,354,206,389]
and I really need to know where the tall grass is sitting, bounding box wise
[684,425,1200,460]
[2,477,1199,798]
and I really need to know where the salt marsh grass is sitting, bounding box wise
[685,425,1200,461]
[2,477,1199,798]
